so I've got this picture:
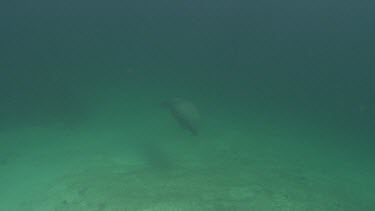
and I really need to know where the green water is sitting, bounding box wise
[1,1,374,210]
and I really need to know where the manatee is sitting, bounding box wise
[163,98,200,135]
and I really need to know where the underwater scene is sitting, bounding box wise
[1,0,374,210]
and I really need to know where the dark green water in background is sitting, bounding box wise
[1,0,374,209]
[2,0,374,141]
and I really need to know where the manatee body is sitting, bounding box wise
[163,98,200,135]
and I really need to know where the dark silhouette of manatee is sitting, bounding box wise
[163,98,200,135]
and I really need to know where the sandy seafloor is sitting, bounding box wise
[0,85,374,211]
